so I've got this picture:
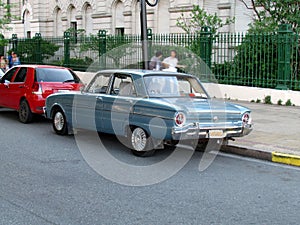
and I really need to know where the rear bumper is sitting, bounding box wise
[172,122,253,140]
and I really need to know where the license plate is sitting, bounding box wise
[209,130,224,138]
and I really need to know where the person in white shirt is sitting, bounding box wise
[162,50,178,70]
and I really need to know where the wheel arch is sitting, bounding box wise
[50,104,73,135]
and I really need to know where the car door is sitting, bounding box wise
[101,73,136,135]
[72,73,112,131]
[5,67,28,109]
[0,67,19,107]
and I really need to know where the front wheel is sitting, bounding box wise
[129,127,155,157]
[19,100,33,123]
[52,109,68,135]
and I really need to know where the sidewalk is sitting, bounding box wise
[223,100,300,166]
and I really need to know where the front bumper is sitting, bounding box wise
[172,122,253,140]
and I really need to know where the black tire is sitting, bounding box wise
[129,127,155,157]
[52,109,68,135]
[19,100,33,123]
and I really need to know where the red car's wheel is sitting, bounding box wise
[19,100,33,123]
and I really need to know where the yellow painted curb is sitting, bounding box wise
[272,152,300,167]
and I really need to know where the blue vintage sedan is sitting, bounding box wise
[44,69,252,156]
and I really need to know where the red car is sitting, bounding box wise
[0,65,82,123]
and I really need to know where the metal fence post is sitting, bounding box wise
[0,34,5,56]
[11,34,18,52]
[276,24,293,90]
[147,28,153,62]
[200,26,213,68]
[98,30,107,68]
[34,33,42,64]
[64,31,70,67]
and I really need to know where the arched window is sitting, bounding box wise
[83,3,93,34]
[156,0,170,33]
[23,10,31,38]
[67,4,77,30]
[54,7,63,37]
[132,0,140,34]
[115,0,125,35]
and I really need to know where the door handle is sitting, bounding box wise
[96,96,102,100]
[19,85,24,88]
[4,84,9,88]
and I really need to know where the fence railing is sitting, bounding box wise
[2,24,299,90]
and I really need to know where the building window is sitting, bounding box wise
[115,28,124,36]
[115,0,125,34]
[70,21,77,42]
[26,31,31,38]
[83,4,93,35]
[54,8,63,37]
[23,10,31,38]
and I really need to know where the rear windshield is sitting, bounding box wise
[35,68,80,83]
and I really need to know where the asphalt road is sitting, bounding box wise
[1,108,300,225]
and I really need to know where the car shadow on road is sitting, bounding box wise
[0,108,50,124]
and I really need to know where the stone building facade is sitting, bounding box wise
[4,0,254,38]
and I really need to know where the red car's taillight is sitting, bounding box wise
[32,83,42,94]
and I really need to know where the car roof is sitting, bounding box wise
[12,65,70,69]
[97,69,194,77]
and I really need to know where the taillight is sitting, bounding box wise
[32,83,42,94]
[242,113,251,124]
[174,112,186,126]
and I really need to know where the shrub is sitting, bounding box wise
[285,99,292,106]
[264,95,272,104]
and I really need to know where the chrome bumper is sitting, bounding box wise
[43,106,47,118]
[172,122,253,140]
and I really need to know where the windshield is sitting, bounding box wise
[144,75,208,98]
[35,68,80,83]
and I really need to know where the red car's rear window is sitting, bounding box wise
[35,68,80,83]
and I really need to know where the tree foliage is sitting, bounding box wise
[14,37,60,63]
[0,1,13,33]
[239,0,300,33]
[176,5,235,34]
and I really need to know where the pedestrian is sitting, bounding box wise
[0,55,7,72]
[162,50,178,71]
[162,50,186,72]
[149,51,163,70]
[11,53,21,67]
[8,51,14,68]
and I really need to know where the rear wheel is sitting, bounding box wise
[52,109,68,135]
[129,127,155,157]
[19,100,33,123]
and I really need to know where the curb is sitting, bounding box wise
[221,145,300,167]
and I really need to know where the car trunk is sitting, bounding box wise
[37,82,82,98]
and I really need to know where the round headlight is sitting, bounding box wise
[175,112,186,126]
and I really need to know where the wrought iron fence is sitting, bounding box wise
[2,24,299,90]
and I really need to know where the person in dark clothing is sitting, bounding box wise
[8,51,14,68]
[149,51,163,70]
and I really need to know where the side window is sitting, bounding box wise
[1,67,18,83]
[13,68,28,82]
[111,74,136,96]
[86,73,111,93]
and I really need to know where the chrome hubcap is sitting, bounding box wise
[131,128,147,151]
[54,112,64,131]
